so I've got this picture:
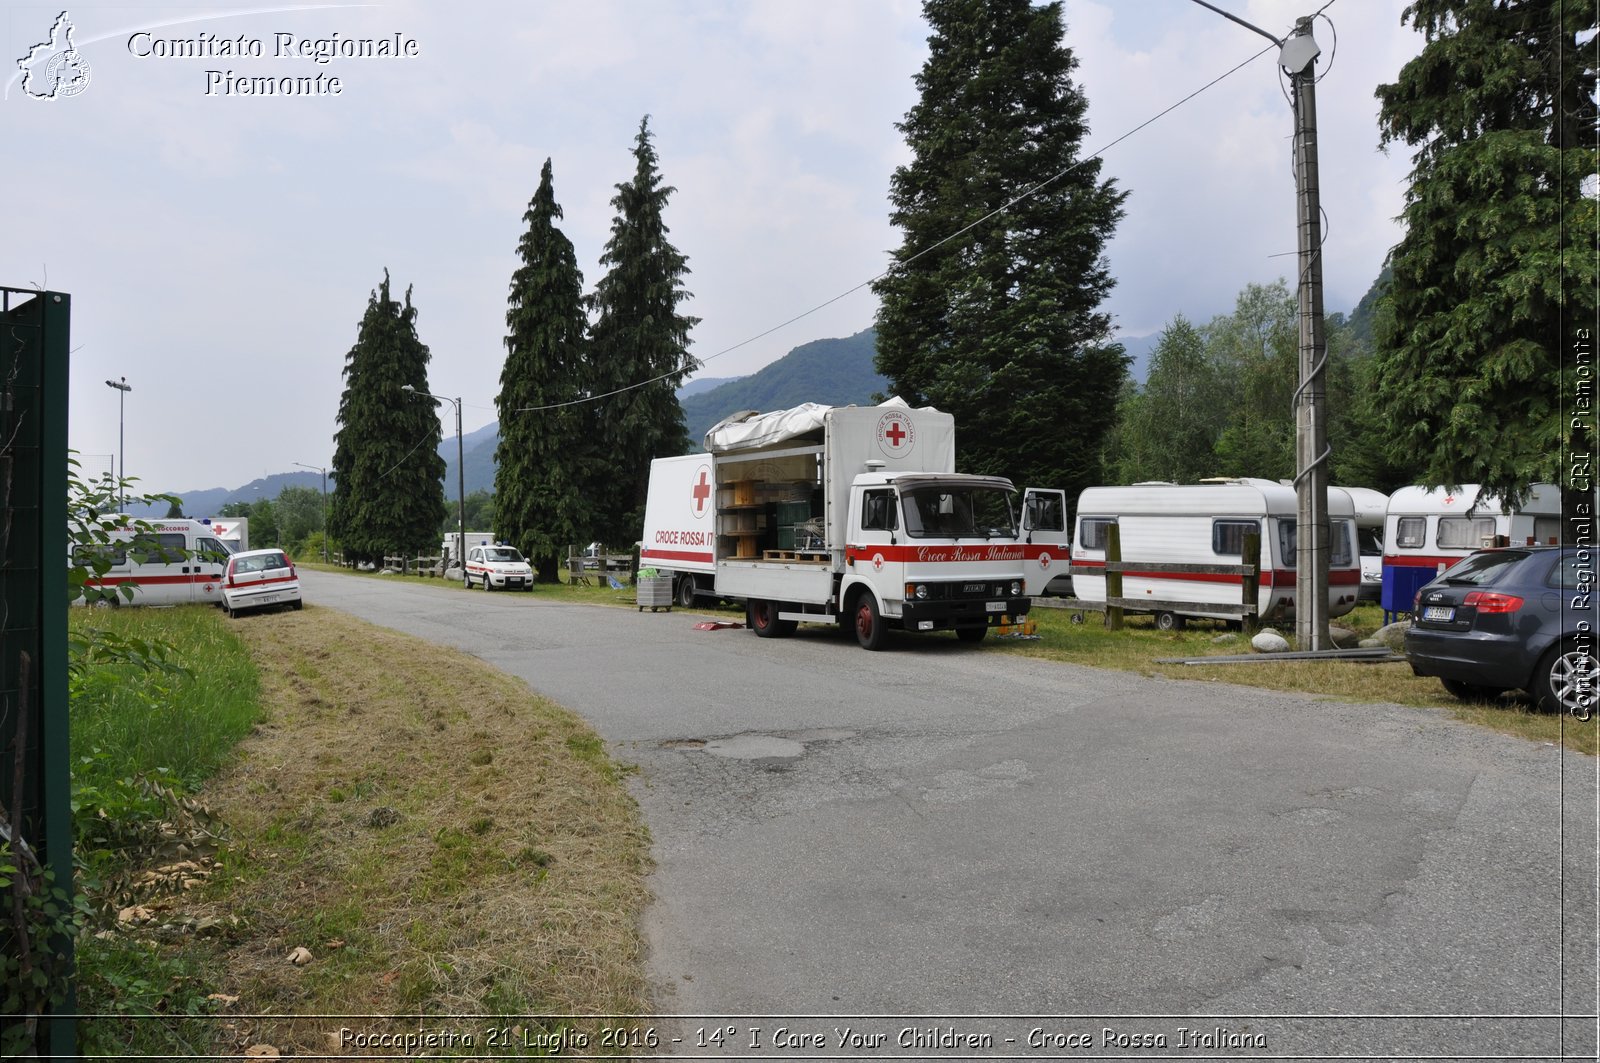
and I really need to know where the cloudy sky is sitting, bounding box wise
[3,0,1424,497]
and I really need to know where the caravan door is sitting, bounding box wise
[1020,488,1072,596]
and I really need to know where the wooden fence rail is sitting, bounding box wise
[1064,529,1262,630]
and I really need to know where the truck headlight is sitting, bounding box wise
[1010,581,1022,596]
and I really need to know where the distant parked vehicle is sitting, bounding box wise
[77,519,233,607]
[221,548,302,618]
[466,544,534,591]
[1404,546,1596,714]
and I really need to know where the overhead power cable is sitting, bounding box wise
[508,39,1277,416]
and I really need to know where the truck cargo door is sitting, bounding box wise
[1020,488,1071,597]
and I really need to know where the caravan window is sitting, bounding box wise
[1437,516,1496,549]
[1395,517,1426,549]
[1275,522,1355,568]
[1212,520,1259,557]
[1077,517,1115,551]
[1534,517,1562,546]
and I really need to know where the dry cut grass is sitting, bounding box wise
[192,606,653,1056]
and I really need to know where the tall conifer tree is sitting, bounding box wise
[873,0,1127,503]
[329,270,447,565]
[496,159,595,580]
[589,117,700,546]
[1372,0,1598,501]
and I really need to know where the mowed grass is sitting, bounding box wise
[194,605,653,1056]
[69,603,653,1058]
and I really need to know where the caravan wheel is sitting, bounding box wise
[1155,611,1186,632]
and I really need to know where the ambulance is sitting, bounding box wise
[640,399,1070,649]
[76,518,236,606]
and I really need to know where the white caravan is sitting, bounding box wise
[1071,478,1362,629]
[1381,483,1563,617]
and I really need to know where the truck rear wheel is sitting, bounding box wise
[748,599,784,638]
[676,574,697,608]
[853,591,886,651]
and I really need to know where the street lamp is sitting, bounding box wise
[104,376,131,511]
[294,461,329,564]
[400,384,466,587]
[1187,1,1331,650]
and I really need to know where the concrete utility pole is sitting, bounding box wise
[1189,2,1330,649]
[1287,16,1331,651]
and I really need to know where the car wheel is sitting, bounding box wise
[1439,678,1508,702]
[1535,641,1599,715]
[291,599,304,611]
[676,574,697,608]
[853,591,885,651]
[1155,611,1186,632]
[956,625,988,644]
[483,575,493,591]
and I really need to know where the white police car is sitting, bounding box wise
[466,544,534,591]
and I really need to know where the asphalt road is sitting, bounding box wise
[301,570,1597,1060]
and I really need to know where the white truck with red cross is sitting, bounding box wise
[640,399,1070,649]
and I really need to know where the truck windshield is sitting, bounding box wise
[901,485,1017,540]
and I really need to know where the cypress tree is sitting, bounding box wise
[1372,0,1598,501]
[496,159,595,581]
[588,117,700,547]
[873,0,1128,502]
[329,270,447,565]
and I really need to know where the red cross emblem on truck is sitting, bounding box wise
[691,466,712,517]
[876,411,915,457]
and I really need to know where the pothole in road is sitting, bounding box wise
[702,735,807,759]
[659,738,707,750]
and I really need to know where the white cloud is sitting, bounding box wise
[3,0,1422,493]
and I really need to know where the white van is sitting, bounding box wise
[1381,483,1562,617]
[77,519,235,606]
[1071,478,1362,629]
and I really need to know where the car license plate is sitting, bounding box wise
[1422,605,1454,622]
[259,593,279,604]
[986,600,1005,612]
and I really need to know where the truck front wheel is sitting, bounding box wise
[853,591,886,651]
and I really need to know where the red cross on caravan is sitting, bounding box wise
[1443,494,1456,505]
[884,420,907,447]
[691,469,712,516]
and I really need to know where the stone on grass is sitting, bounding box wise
[1251,629,1291,653]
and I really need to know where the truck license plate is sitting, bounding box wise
[986,601,1005,612]
[1422,605,1454,622]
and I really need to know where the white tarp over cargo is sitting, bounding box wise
[705,397,914,453]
